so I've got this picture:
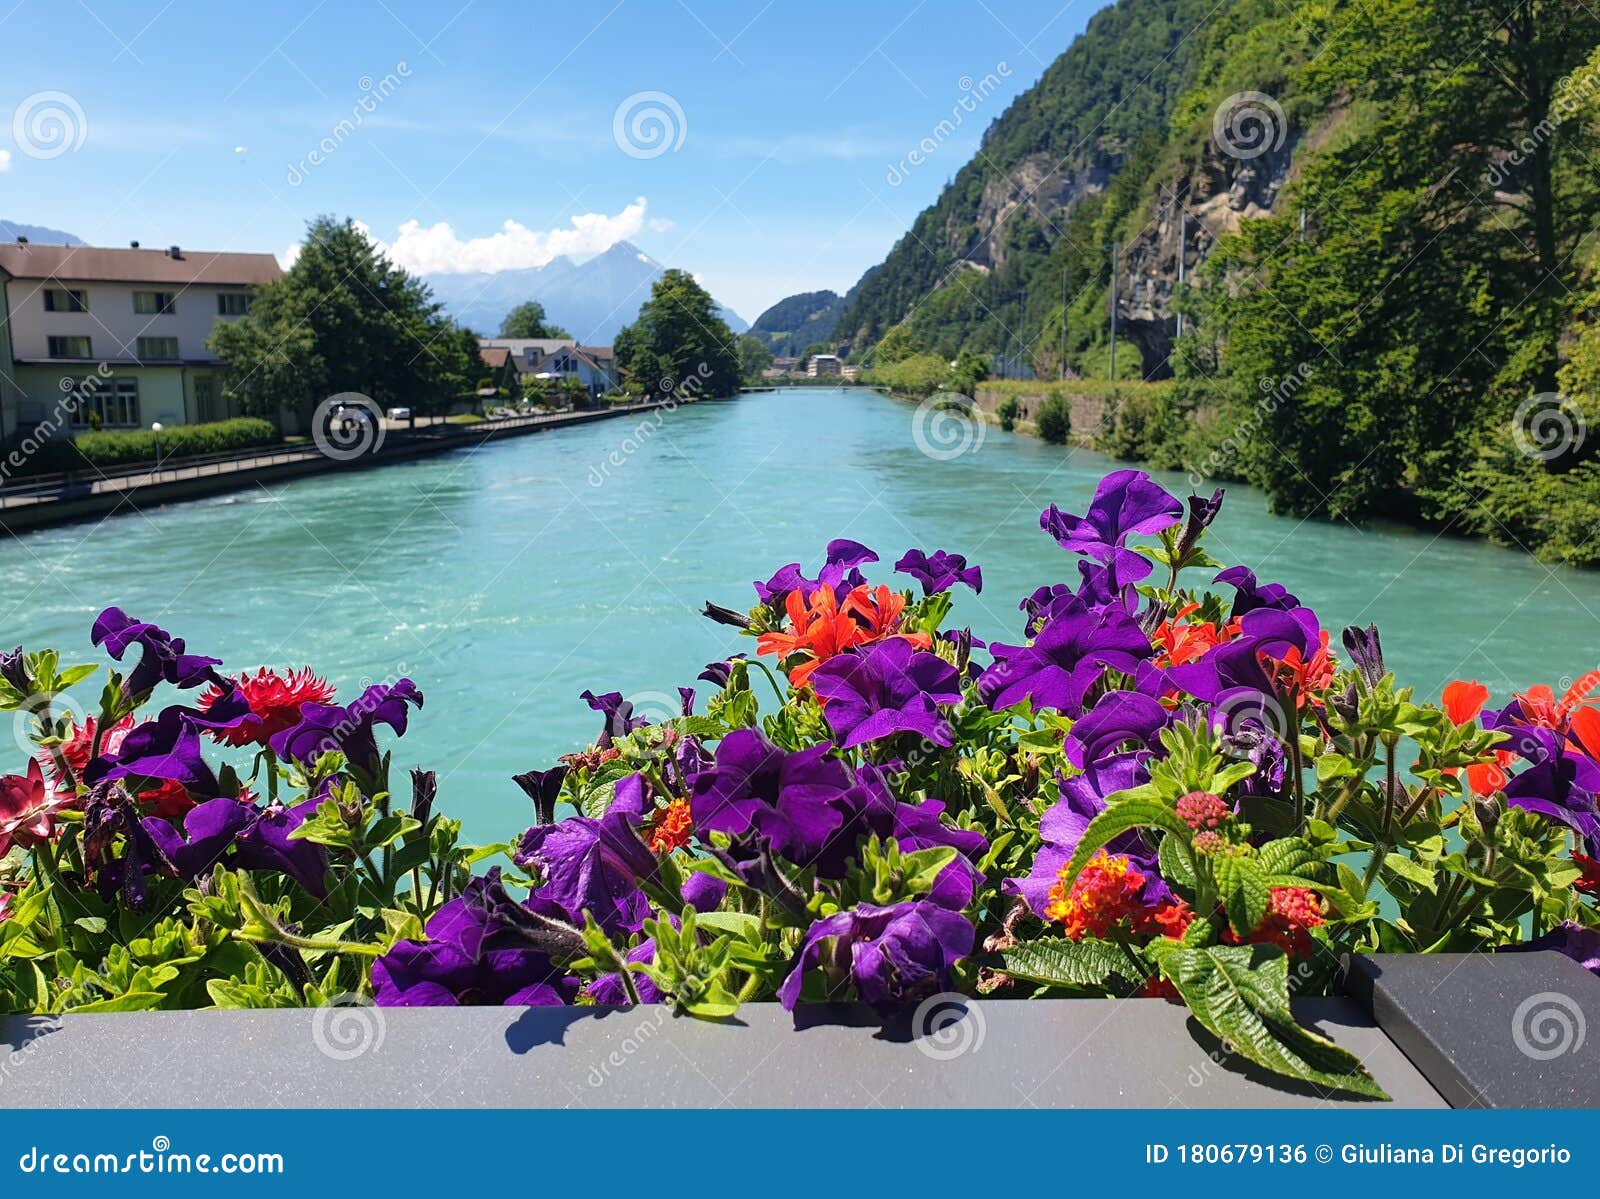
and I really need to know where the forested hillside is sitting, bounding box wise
[840,0,1600,564]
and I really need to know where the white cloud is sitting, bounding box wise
[0,150,11,172]
[374,198,651,275]
[648,216,676,233]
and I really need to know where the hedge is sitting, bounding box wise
[5,418,280,478]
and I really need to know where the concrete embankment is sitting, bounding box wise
[0,400,680,535]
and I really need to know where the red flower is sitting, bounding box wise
[0,760,57,856]
[1046,850,1149,941]
[1441,680,1517,797]
[1224,886,1325,958]
[1152,603,1241,668]
[201,668,336,748]
[1264,629,1336,707]
[1574,852,1600,896]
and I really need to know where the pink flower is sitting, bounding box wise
[0,760,57,855]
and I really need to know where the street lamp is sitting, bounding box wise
[151,422,163,470]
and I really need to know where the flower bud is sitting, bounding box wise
[0,647,28,693]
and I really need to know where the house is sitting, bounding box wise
[770,356,800,374]
[807,354,842,377]
[477,345,518,395]
[0,241,282,445]
[840,364,862,381]
[478,337,620,399]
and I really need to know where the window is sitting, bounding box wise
[47,335,93,359]
[133,291,176,315]
[68,377,140,428]
[136,336,180,361]
[43,288,88,313]
[217,293,252,316]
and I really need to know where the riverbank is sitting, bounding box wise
[0,399,682,536]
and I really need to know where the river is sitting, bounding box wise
[4,387,1596,841]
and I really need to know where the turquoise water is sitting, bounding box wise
[4,388,1598,842]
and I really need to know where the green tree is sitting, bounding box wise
[874,323,918,365]
[210,216,477,430]
[739,333,773,382]
[498,300,571,340]
[613,269,742,399]
[1200,0,1600,521]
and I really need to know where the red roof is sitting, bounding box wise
[0,243,282,286]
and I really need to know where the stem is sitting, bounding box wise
[618,964,643,1007]
[237,878,382,958]
[747,658,789,707]
[1380,739,1398,835]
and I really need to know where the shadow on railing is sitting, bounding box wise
[0,402,670,510]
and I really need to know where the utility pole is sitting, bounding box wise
[1176,208,1187,342]
[1059,264,1068,380]
[1108,241,1118,381]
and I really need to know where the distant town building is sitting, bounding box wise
[840,364,862,381]
[479,337,620,398]
[770,356,800,374]
[807,354,842,377]
[0,241,281,444]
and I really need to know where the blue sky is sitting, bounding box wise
[0,0,1097,321]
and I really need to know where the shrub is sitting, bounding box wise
[997,396,1021,431]
[1035,394,1072,444]
[5,418,280,478]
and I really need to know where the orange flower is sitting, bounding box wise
[1152,603,1241,668]
[1264,629,1336,706]
[756,583,929,687]
[1046,850,1148,941]
[647,798,694,854]
[1441,679,1514,798]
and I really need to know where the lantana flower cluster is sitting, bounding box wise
[0,470,1595,1096]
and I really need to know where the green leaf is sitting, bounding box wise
[1382,852,1437,893]
[1061,798,1193,887]
[999,938,1135,990]
[1212,854,1270,938]
[1257,837,1324,886]
[1158,831,1198,889]
[67,991,167,1013]
[691,911,762,937]
[1161,944,1388,1099]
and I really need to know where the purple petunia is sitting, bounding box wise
[1040,470,1183,587]
[1502,921,1600,976]
[91,607,223,696]
[754,539,878,606]
[980,602,1155,716]
[1214,566,1300,617]
[894,548,983,596]
[268,680,423,773]
[777,900,974,1010]
[811,638,963,748]
[1004,752,1169,918]
[372,869,577,1007]
[1063,689,1171,768]
[514,773,658,936]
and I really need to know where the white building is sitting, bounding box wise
[807,354,842,377]
[0,241,281,443]
[478,338,620,398]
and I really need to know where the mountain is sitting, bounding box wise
[833,0,1235,370]
[749,290,845,356]
[0,220,83,245]
[421,241,745,343]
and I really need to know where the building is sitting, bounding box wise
[478,337,620,398]
[807,354,842,377]
[0,241,282,444]
[477,345,518,395]
[770,356,800,374]
[840,364,862,381]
